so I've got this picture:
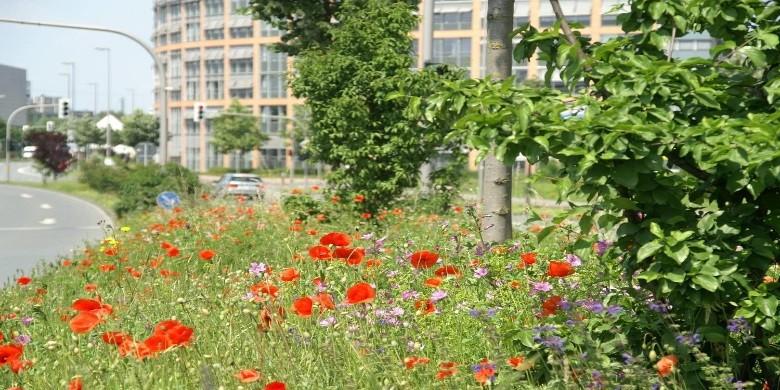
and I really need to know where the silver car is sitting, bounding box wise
[213,173,265,200]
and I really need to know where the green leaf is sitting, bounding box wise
[757,296,779,318]
[650,222,664,238]
[757,31,779,48]
[613,162,639,188]
[649,2,667,19]
[664,270,685,283]
[637,240,663,262]
[536,225,557,244]
[664,244,689,264]
[692,274,719,292]
[741,47,767,67]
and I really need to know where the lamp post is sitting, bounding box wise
[95,47,111,113]
[58,72,71,100]
[62,61,75,110]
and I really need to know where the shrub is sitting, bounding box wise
[114,163,201,217]
[79,160,128,193]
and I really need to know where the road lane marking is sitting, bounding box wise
[40,203,52,209]
[39,218,56,225]
[20,193,33,199]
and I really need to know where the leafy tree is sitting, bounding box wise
[430,0,780,385]
[72,117,103,148]
[212,100,267,170]
[291,0,462,213]
[247,0,417,55]
[120,110,159,147]
[24,130,73,182]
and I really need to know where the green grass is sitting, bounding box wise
[0,194,680,389]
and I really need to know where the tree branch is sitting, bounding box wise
[548,0,586,59]
[665,148,710,181]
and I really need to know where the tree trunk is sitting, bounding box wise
[482,0,514,244]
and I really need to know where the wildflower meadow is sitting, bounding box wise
[2,189,774,389]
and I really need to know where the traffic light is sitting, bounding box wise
[193,102,206,123]
[58,98,71,119]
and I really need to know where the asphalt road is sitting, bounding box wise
[0,184,111,286]
[0,160,44,182]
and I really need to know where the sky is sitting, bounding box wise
[0,0,154,114]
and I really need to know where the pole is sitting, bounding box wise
[59,73,71,99]
[62,62,75,110]
[88,82,98,115]
[5,104,57,182]
[0,18,168,163]
[418,0,435,194]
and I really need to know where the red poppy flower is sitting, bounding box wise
[69,312,101,334]
[548,261,574,277]
[72,298,113,319]
[334,247,365,265]
[354,194,365,203]
[160,241,173,250]
[424,277,442,288]
[361,212,372,220]
[0,344,23,365]
[104,247,118,256]
[199,249,216,261]
[265,382,286,390]
[507,356,527,369]
[415,299,436,315]
[315,293,335,310]
[316,214,327,222]
[166,247,180,257]
[99,264,116,272]
[68,377,83,390]
[541,295,563,317]
[331,195,341,204]
[306,229,318,236]
[404,356,430,369]
[16,276,31,286]
[434,265,461,278]
[656,355,678,377]
[345,282,375,305]
[292,296,314,317]
[308,245,332,260]
[102,331,132,346]
[320,232,351,247]
[473,360,496,384]
[365,259,382,268]
[235,369,262,383]
[143,334,172,353]
[520,252,536,267]
[410,251,439,269]
[251,283,279,298]
[280,268,301,282]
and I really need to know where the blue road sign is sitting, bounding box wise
[156,191,181,210]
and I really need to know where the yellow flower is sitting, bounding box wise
[120,226,131,232]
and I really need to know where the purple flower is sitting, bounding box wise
[430,290,448,302]
[595,240,611,256]
[727,317,749,333]
[579,300,605,314]
[473,267,488,278]
[475,242,491,257]
[541,336,565,352]
[621,352,635,364]
[485,307,498,317]
[531,281,552,293]
[21,316,33,326]
[402,290,420,300]
[386,270,399,278]
[14,334,31,345]
[565,253,582,267]
[675,332,702,347]
[248,262,267,277]
[319,316,336,327]
[648,300,670,313]
[361,232,374,240]
[469,309,481,318]
[241,291,255,301]
[606,305,623,316]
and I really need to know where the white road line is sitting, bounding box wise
[20,193,33,199]
[40,203,52,209]
[0,226,101,232]
[39,218,57,225]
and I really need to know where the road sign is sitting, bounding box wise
[156,191,181,210]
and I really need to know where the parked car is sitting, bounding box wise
[21,146,37,158]
[213,173,265,200]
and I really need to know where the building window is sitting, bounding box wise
[230,88,253,99]
[170,3,181,21]
[187,80,200,101]
[170,32,182,43]
[207,142,222,168]
[156,5,167,26]
[205,58,224,100]
[231,0,249,13]
[514,16,530,27]
[186,22,200,41]
[260,22,281,37]
[602,14,619,26]
[186,2,199,18]
[205,0,223,16]
[206,80,224,100]
[433,11,472,30]
[260,46,287,98]
[204,28,224,40]
[205,59,224,76]
[260,106,286,133]
[230,26,253,38]
[158,34,168,46]
[230,58,252,75]
[432,38,471,69]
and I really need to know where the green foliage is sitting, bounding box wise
[430,0,780,385]
[71,117,105,147]
[79,159,128,193]
[281,193,325,221]
[120,110,159,147]
[114,163,201,217]
[292,0,464,213]
[212,100,267,156]
[247,0,416,55]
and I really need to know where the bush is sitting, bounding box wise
[79,160,128,193]
[114,163,201,217]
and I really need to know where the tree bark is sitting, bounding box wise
[482,0,514,244]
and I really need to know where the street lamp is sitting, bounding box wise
[58,72,71,99]
[62,61,75,110]
[95,47,111,112]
